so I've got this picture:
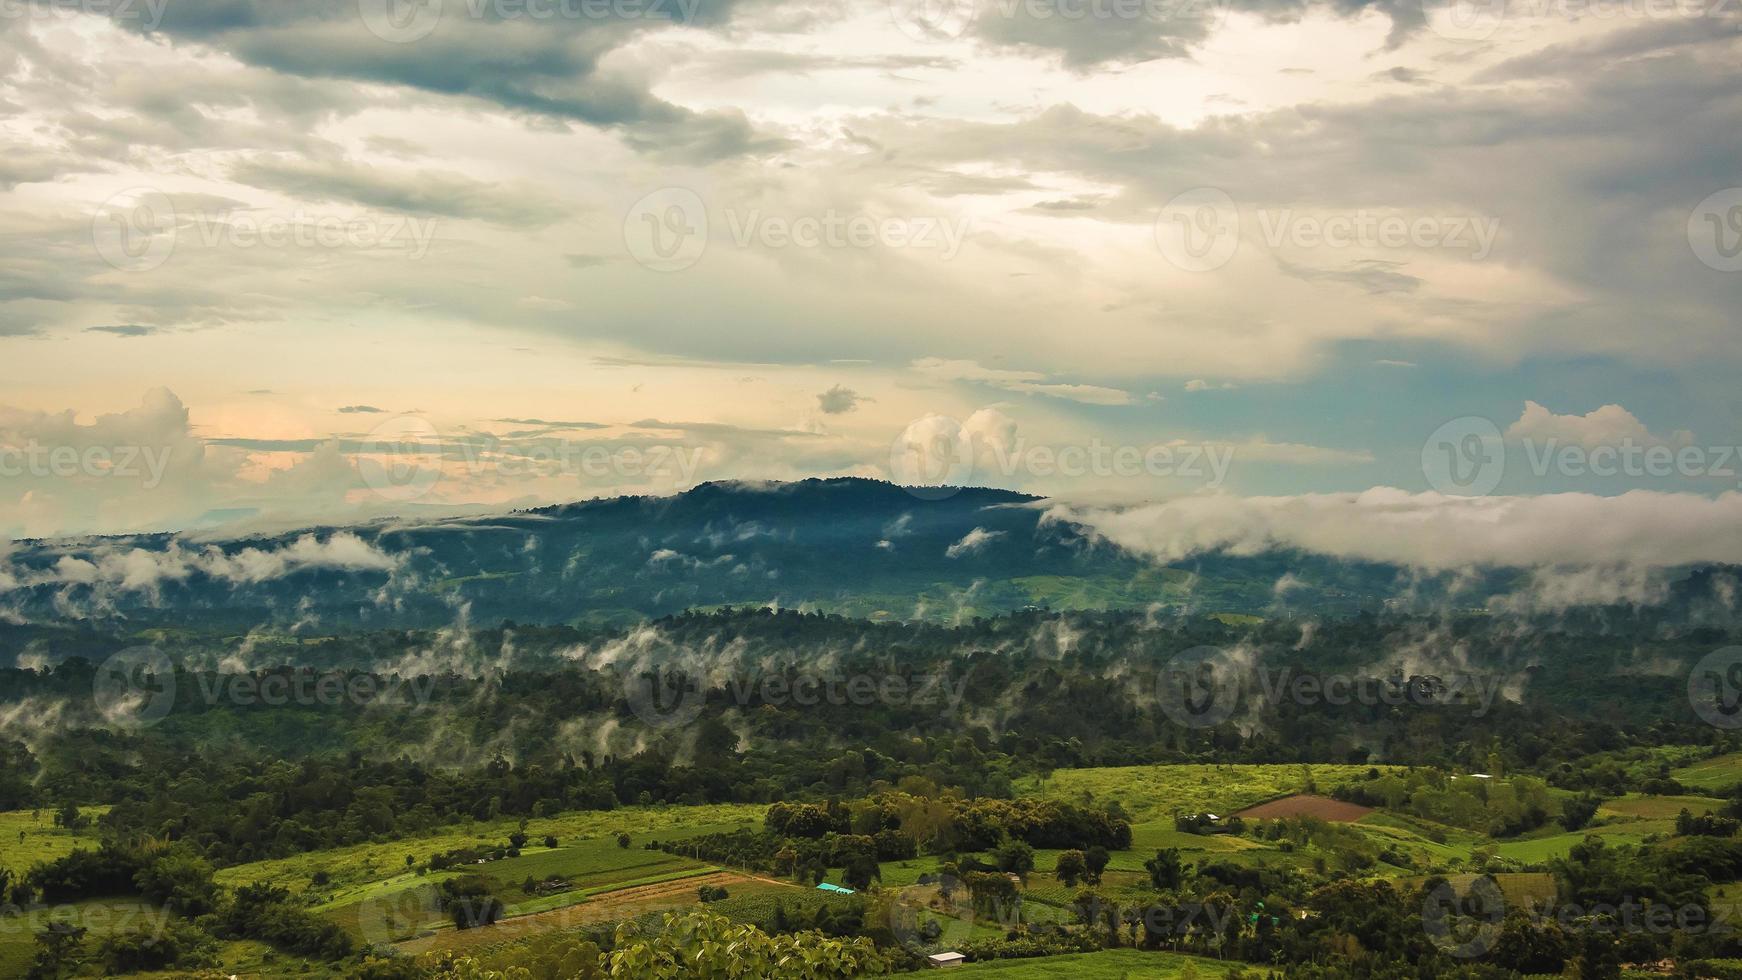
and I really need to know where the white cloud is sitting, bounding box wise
[1053,488,1742,571]
[2,533,403,600]
[1505,400,1687,449]
[913,358,1133,406]
[945,526,1004,558]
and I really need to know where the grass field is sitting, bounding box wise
[216,803,762,901]
[1017,764,1397,823]
[0,898,171,977]
[1672,752,1742,793]
[1495,821,1672,864]
[1598,794,1723,820]
[0,807,112,874]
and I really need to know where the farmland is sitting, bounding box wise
[1231,794,1373,822]
[1673,751,1742,793]
[1015,764,1395,823]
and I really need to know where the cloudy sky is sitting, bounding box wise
[0,0,1738,544]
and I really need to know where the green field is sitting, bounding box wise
[0,808,112,874]
[1672,752,1742,792]
[0,898,174,977]
[1018,764,1397,823]
[1598,793,1723,820]
[216,803,762,901]
[1495,821,1672,864]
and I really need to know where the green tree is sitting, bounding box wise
[1084,845,1110,884]
[993,837,1035,883]
[1146,848,1185,891]
[604,911,886,977]
[1054,850,1087,888]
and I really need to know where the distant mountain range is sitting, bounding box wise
[0,478,1734,631]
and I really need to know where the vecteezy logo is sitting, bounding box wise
[1423,877,1505,959]
[92,187,177,273]
[93,646,176,728]
[1689,646,1742,729]
[624,666,705,729]
[1427,0,1507,42]
[1154,188,1239,272]
[888,415,975,501]
[1421,416,1505,496]
[358,0,443,43]
[623,187,707,272]
[355,885,439,948]
[1689,188,1742,273]
[358,415,444,502]
[889,0,976,42]
[1155,646,1240,729]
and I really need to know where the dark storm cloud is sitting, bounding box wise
[101,0,784,161]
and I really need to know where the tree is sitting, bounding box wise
[1563,793,1602,832]
[1054,850,1087,888]
[993,837,1034,883]
[1146,848,1185,891]
[543,835,559,848]
[439,877,505,930]
[841,851,881,891]
[616,833,632,849]
[52,804,87,833]
[133,849,219,917]
[29,922,87,980]
[1084,845,1110,884]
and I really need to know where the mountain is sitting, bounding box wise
[1,477,1717,632]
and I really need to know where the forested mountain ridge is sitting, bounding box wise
[0,478,1735,631]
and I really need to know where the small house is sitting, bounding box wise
[927,952,966,968]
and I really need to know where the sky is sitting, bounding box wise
[0,0,1739,551]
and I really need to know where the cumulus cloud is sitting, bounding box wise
[1505,401,1686,449]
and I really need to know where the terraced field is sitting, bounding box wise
[397,870,784,957]
[216,803,762,900]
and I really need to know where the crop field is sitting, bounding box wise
[1016,764,1398,823]
[397,870,782,957]
[1232,794,1373,822]
[1434,872,1558,908]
